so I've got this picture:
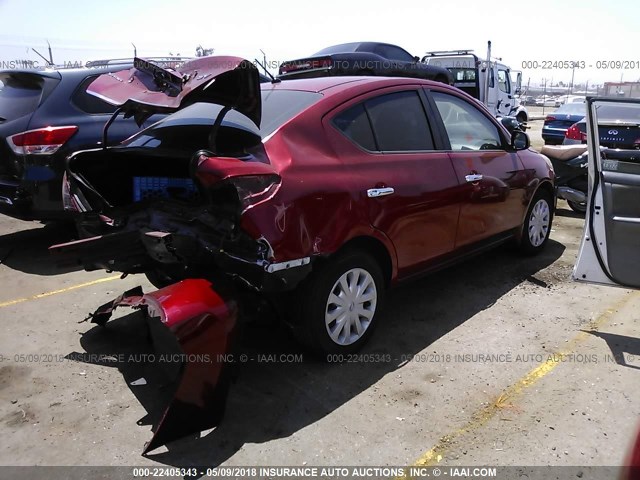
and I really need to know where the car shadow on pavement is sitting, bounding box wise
[73,239,565,468]
[0,222,82,275]
[554,207,585,220]
[583,330,640,371]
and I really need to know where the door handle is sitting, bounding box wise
[465,174,483,182]
[367,187,395,198]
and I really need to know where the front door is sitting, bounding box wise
[574,98,640,288]
[428,89,529,248]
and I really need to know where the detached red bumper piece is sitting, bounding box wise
[88,279,238,454]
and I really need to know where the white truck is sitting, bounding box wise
[422,41,528,124]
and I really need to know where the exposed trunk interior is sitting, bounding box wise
[68,148,197,209]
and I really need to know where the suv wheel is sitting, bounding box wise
[293,252,384,355]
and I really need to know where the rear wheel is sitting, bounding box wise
[293,251,384,355]
[518,190,554,255]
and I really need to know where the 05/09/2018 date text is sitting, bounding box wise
[521,60,640,69]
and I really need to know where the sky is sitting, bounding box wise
[0,0,638,87]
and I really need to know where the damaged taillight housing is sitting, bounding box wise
[62,171,89,212]
[200,173,281,214]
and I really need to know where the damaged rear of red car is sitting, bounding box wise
[51,56,291,453]
[51,56,555,452]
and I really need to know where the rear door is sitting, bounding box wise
[427,89,529,248]
[327,87,460,279]
[573,98,640,288]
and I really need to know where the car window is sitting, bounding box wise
[432,91,503,150]
[372,45,414,62]
[0,75,43,120]
[450,68,476,82]
[498,69,511,93]
[333,103,376,151]
[333,91,435,152]
[366,91,434,151]
[72,75,119,114]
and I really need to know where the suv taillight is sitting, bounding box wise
[565,124,586,142]
[8,126,78,155]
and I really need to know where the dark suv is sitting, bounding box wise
[0,61,186,220]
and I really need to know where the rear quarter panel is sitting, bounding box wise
[239,86,398,276]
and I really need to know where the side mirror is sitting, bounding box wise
[500,116,520,133]
[413,56,420,63]
[511,131,530,150]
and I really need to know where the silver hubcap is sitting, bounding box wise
[528,199,550,247]
[325,268,377,346]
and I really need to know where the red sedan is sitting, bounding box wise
[54,57,555,356]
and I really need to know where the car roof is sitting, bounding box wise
[262,76,449,94]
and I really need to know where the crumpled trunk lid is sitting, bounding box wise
[87,56,262,127]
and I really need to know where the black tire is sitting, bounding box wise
[518,189,554,255]
[567,199,587,214]
[292,251,385,356]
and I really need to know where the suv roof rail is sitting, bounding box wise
[423,50,475,57]
[84,56,193,67]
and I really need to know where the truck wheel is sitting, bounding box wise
[293,251,384,356]
[518,190,554,255]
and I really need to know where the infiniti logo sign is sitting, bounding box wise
[608,129,619,135]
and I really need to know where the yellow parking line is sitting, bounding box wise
[404,290,640,471]
[0,275,121,308]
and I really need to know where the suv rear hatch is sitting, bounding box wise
[0,70,60,204]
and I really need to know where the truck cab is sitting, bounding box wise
[422,47,528,124]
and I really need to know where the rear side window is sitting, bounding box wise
[333,103,376,151]
[334,90,435,152]
[72,76,119,114]
[432,91,502,150]
[0,75,43,121]
[367,91,434,151]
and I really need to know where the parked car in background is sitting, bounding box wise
[563,101,640,148]
[542,102,586,145]
[54,56,554,356]
[536,96,558,107]
[0,59,188,220]
[520,95,536,106]
[278,42,453,84]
